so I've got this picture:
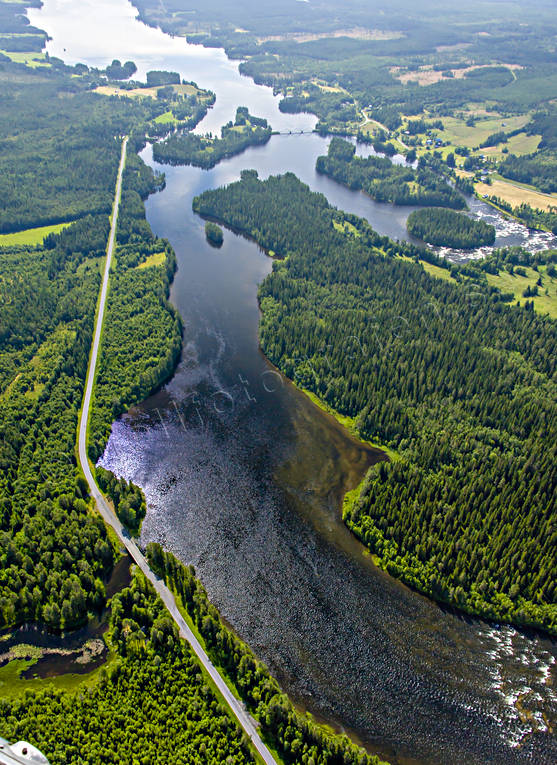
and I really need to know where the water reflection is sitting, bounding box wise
[29,2,557,763]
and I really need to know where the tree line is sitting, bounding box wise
[317,138,466,209]
[153,107,272,169]
[406,207,496,249]
[147,544,388,765]
[193,170,557,634]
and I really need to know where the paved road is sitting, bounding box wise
[77,136,276,765]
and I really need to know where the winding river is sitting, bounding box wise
[29,2,557,763]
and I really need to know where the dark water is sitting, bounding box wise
[100,140,557,765]
[31,2,557,763]
[0,557,132,680]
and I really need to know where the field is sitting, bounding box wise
[434,113,530,149]
[0,220,74,246]
[476,177,557,212]
[0,50,49,67]
[153,109,178,124]
[137,250,166,268]
[393,64,521,87]
[482,131,541,159]
[486,264,557,318]
[398,254,455,282]
[94,82,201,99]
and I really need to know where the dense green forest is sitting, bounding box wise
[88,150,182,463]
[205,221,224,246]
[0,571,255,765]
[147,544,387,765]
[153,107,272,168]
[193,171,557,634]
[0,56,183,631]
[317,138,466,208]
[0,71,163,233]
[406,208,496,249]
[0,214,115,630]
[1,560,388,765]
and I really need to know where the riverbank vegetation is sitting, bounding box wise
[153,107,272,168]
[0,571,256,764]
[96,467,146,534]
[133,0,557,231]
[406,208,495,248]
[205,221,224,246]
[193,171,557,635]
[88,150,182,463]
[147,544,388,765]
[317,138,466,208]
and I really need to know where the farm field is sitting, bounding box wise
[482,131,540,159]
[0,50,48,67]
[94,82,202,99]
[486,264,557,318]
[432,113,530,149]
[476,177,557,212]
[0,220,74,246]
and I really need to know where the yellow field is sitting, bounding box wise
[0,50,49,68]
[394,64,522,87]
[0,221,73,247]
[257,28,404,44]
[137,251,166,269]
[486,265,557,319]
[95,83,200,99]
[476,178,557,212]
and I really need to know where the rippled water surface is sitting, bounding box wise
[30,2,557,763]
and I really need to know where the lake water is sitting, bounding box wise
[29,2,557,764]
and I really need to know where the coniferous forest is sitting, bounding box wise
[2,0,557,761]
[316,138,466,209]
[194,171,557,635]
[153,107,272,168]
[0,44,392,765]
[406,208,496,249]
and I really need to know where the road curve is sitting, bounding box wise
[77,136,276,765]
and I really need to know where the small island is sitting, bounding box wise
[406,207,496,248]
[205,221,224,247]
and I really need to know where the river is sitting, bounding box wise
[29,2,557,764]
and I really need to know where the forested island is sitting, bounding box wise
[153,106,272,168]
[407,208,496,248]
[205,221,224,246]
[193,170,556,635]
[317,138,466,208]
